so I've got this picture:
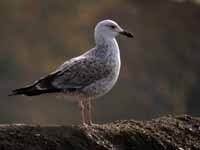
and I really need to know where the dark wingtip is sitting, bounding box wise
[8,88,27,96]
[8,90,18,96]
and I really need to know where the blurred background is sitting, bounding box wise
[0,0,200,125]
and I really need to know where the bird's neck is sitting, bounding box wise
[95,34,114,45]
[95,35,120,56]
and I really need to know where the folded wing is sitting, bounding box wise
[9,56,111,96]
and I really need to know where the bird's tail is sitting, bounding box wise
[9,83,42,96]
[9,83,61,96]
[9,71,62,96]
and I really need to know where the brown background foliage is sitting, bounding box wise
[1,0,200,125]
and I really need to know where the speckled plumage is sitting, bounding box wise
[10,19,133,125]
[30,38,121,99]
[11,21,125,99]
[52,40,121,99]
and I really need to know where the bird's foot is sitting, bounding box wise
[81,122,97,127]
[81,122,88,127]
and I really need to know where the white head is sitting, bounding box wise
[94,19,133,44]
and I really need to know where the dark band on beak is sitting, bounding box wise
[120,30,134,38]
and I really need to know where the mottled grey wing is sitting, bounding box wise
[52,57,111,91]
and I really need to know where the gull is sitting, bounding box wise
[9,19,133,126]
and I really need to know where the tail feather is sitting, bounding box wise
[9,84,41,96]
[9,84,61,96]
[9,71,63,96]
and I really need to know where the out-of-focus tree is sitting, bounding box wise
[0,0,199,125]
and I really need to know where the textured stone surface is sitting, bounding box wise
[0,115,199,150]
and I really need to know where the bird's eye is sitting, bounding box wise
[110,25,116,29]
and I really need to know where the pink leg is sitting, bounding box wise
[79,97,86,126]
[87,97,92,125]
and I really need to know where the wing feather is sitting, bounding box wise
[52,56,111,90]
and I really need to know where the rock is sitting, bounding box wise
[0,115,199,150]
